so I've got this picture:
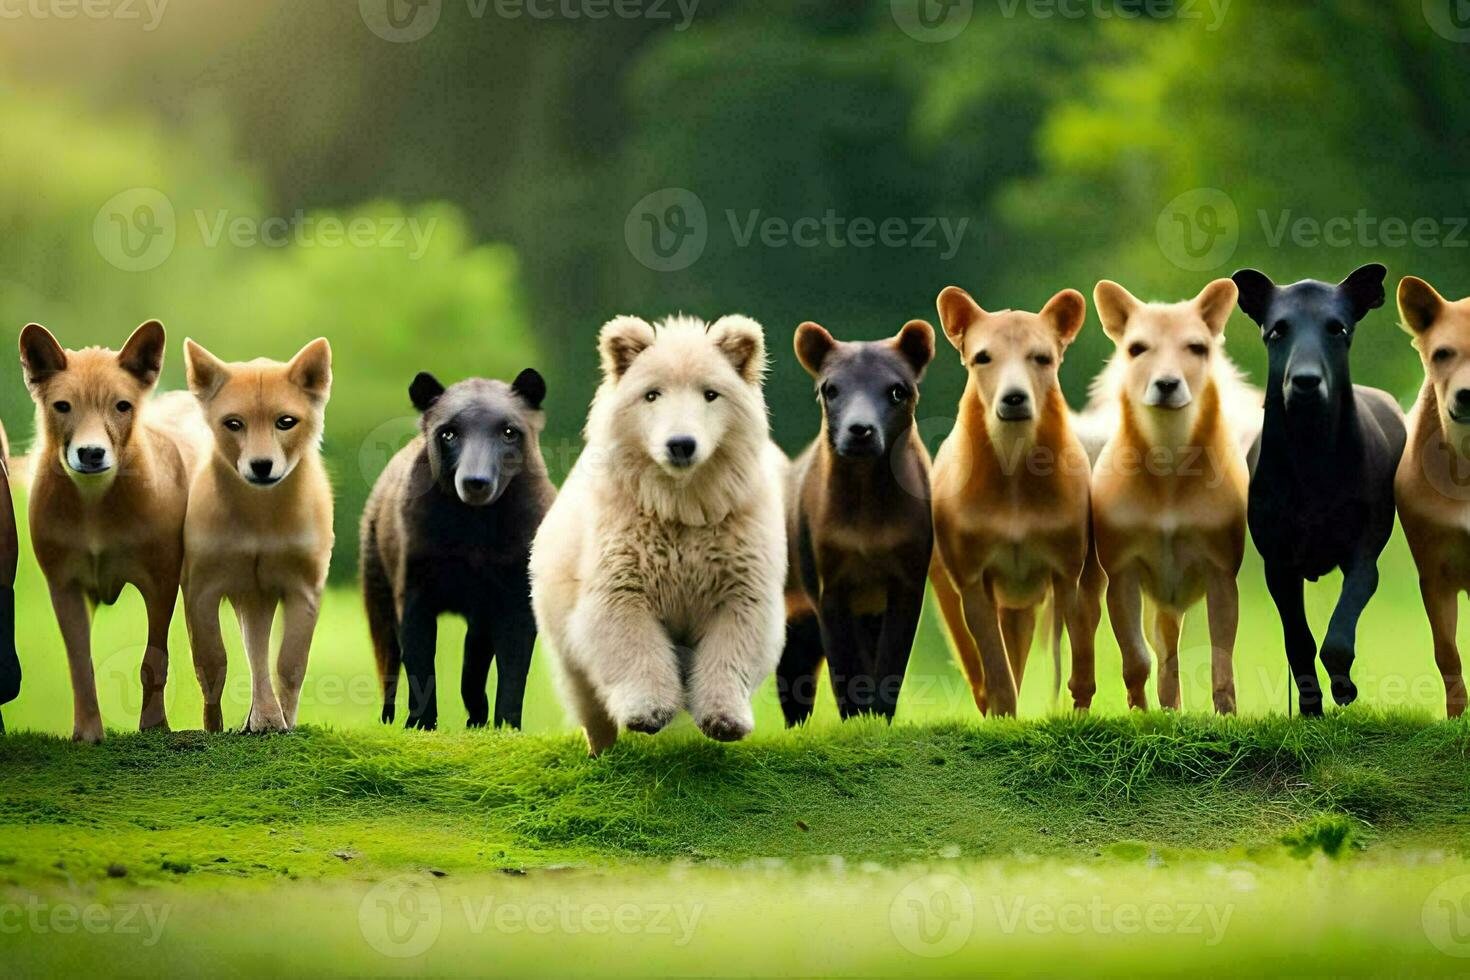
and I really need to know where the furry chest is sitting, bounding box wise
[1120,531,1215,611]
[979,538,1055,608]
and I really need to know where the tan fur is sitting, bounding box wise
[19,321,205,741]
[530,314,787,755]
[1394,276,1470,717]
[1088,279,1247,713]
[182,338,335,733]
[929,286,1102,716]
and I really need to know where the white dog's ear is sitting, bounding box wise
[936,286,984,352]
[709,314,766,383]
[598,315,655,380]
[1194,278,1239,337]
[1094,280,1141,342]
[1040,289,1087,349]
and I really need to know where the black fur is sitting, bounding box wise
[361,372,556,730]
[1234,264,1406,715]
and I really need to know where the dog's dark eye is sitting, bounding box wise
[822,383,839,399]
[1033,354,1054,368]
[889,384,907,404]
[115,400,132,413]
[275,416,298,431]
[53,400,71,414]
[223,418,244,432]
[1187,343,1210,357]
[973,351,991,366]
[502,426,521,442]
[644,390,660,403]
[439,428,457,443]
[704,390,720,403]
[1434,347,1456,364]
[1327,320,1348,336]
[1128,342,1149,358]
[1266,322,1288,342]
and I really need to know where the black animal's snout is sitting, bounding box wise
[666,437,697,467]
[847,423,876,442]
[76,446,107,469]
[250,459,274,480]
[460,476,491,494]
[1291,373,1323,393]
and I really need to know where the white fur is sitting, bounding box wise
[530,314,788,754]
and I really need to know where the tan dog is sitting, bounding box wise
[19,321,204,741]
[1394,275,1470,717]
[182,339,334,733]
[929,286,1102,716]
[1087,279,1251,713]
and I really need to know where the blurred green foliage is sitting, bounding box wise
[0,0,1467,577]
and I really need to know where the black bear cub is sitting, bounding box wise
[361,370,556,730]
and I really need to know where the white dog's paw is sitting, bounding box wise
[620,701,678,736]
[695,707,753,743]
[244,701,289,734]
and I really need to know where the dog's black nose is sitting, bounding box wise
[1291,373,1323,392]
[847,423,876,441]
[1154,378,1181,395]
[250,459,274,479]
[461,476,491,493]
[76,446,106,469]
[666,437,697,466]
[1001,391,1029,408]
[1456,389,1470,409]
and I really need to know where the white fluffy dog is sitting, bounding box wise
[530,314,788,754]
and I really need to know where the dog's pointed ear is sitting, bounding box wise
[1339,263,1388,322]
[118,319,166,388]
[893,319,936,378]
[19,323,67,388]
[794,322,836,377]
[409,372,445,412]
[936,286,984,352]
[1093,280,1140,341]
[511,367,546,410]
[1231,269,1276,328]
[597,315,655,381]
[709,314,766,384]
[1194,278,1239,337]
[184,338,230,400]
[1398,276,1447,336]
[288,338,332,400]
[1040,289,1087,348]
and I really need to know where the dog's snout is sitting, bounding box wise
[1001,390,1029,408]
[461,476,491,493]
[249,459,274,480]
[665,436,697,467]
[1291,372,1323,392]
[1154,377,1182,396]
[846,423,876,442]
[1455,389,1470,410]
[76,446,107,468]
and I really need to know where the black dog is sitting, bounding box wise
[1233,263,1406,715]
[361,370,556,730]
[779,320,935,724]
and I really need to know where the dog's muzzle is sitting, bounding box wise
[664,436,698,469]
[1144,377,1191,410]
[995,390,1033,422]
[834,422,884,457]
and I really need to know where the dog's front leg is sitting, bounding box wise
[461,617,494,729]
[139,577,178,732]
[399,592,439,731]
[818,591,869,718]
[870,576,925,721]
[50,583,101,742]
[238,595,286,733]
[1263,563,1321,715]
[1104,567,1150,711]
[489,610,536,730]
[1420,575,1467,718]
[1320,555,1380,707]
[1204,566,1238,714]
[185,586,229,732]
[570,595,681,736]
[275,589,321,729]
[689,597,778,742]
[959,583,1018,716]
